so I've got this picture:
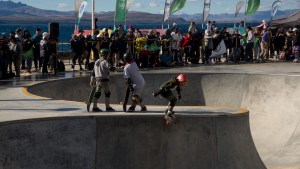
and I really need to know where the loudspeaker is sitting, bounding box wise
[48,22,59,38]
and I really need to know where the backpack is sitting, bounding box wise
[57,60,65,72]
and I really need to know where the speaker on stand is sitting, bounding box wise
[48,22,59,38]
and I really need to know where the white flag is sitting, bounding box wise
[271,0,281,17]
[235,1,245,17]
[210,40,227,58]
[126,0,134,12]
[203,0,211,21]
[163,0,173,22]
[78,1,88,19]
[78,0,87,25]
[75,0,84,12]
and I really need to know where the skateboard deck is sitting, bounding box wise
[87,85,96,112]
[164,114,176,126]
[123,85,131,112]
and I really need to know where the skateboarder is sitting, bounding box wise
[90,49,115,112]
[153,74,188,123]
[123,52,147,112]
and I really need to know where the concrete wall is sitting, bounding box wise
[0,114,266,169]
[0,118,96,169]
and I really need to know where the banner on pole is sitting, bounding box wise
[271,0,281,17]
[170,0,186,14]
[235,1,245,17]
[115,0,127,22]
[75,0,84,12]
[163,0,173,22]
[126,0,133,13]
[245,0,260,16]
[78,0,87,25]
[203,0,211,21]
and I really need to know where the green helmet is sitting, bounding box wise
[100,48,109,57]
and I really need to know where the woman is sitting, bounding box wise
[188,21,196,33]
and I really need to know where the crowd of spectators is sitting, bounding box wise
[0,21,299,79]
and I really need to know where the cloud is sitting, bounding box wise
[149,1,160,7]
[134,3,142,9]
[57,3,68,9]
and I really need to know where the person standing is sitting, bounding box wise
[8,36,21,77]
[22,34,34,73]
[90,49,115,112]
[292,28,299,63]
[260,28,270,62]
[15,28,24,70]
[171,28,183,64]
[204,30,213,64]
[245,26,255,62]
[32,27,42,71]
[40,32,50,74]
[188,21,196,33]
[123,52,147,112]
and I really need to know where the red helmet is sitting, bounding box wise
[176,74,188,85]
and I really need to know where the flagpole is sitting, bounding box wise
[114,1,116,29]
[244,0,247,30]
[92,0,95,31]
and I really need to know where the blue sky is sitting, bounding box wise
[6,0,300,14]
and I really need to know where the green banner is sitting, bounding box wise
[245,0,260,16]
[115,0,127,22]
[170,0,186,14]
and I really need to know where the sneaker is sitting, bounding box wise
[127,106,135,112]
[106,107,115,112]
[166,110,176,119]
[92,107,102,112]
[141,106,147,112]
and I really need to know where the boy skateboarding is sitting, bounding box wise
[123,52,147,112]
[88,49,115,112]
[153,74,188,125]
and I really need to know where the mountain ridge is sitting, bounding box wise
[0,1,297,24]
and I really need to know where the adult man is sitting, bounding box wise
[32,28,42,71]
[123,53,147,112]
[245,26,255,62]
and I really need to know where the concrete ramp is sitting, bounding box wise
[19,73,300,168]
[0,110,266,169]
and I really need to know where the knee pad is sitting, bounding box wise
[105,91,111,98]
[132,95,142,104]
[168,97,177,107]
[94,92,101,99]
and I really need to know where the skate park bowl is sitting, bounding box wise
[1,73,300,169]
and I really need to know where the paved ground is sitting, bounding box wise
[0,61,299,169]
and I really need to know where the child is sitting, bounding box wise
[153,74,188,124]
[90,49,115,112]
[123,52,147,112]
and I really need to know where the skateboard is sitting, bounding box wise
[164,111,176,126]
[87,84,96,112]
[123,85,131,112]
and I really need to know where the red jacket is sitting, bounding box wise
[182,35,192,48]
